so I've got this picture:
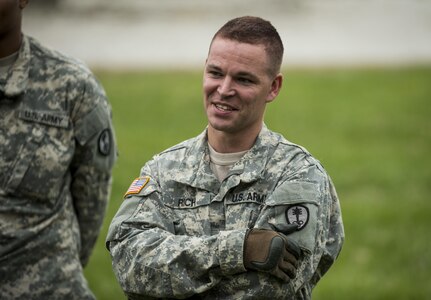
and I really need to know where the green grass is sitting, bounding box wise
[84,66,431,299]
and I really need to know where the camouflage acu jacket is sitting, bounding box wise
[0,35,117,299]
[107,125,343,299]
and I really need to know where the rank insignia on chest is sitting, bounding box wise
[124,176,150,197]
[286,205,309,230]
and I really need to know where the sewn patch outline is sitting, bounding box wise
[124,176,150,197]
[285,205,309,230]
[98,129,111,156]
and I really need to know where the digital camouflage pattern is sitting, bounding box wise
[0,35,117,299]
[107,125,343,299]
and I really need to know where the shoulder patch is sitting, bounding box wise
[98,128,111,156]
[124,176,150,198]
[286,205,309,230]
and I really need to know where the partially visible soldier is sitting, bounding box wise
[0,1,117,299]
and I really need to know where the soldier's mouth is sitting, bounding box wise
[214,104,237,112]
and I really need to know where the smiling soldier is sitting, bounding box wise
[107,16,344,299]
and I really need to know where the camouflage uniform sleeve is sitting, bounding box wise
[71,73,117,266]
[308,175,344,288]
[106,165,247,298]
[255,163,344,297]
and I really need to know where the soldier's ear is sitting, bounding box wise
[19,0,29,9]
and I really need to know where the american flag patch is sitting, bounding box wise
[124,176,150,197]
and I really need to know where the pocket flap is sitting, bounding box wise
[75,103,109,145]
[266,181,319,206]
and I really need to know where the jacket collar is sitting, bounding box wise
[176,125,275,193]
[3,35,30,98]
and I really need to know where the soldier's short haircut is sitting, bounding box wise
[210,16,284,76]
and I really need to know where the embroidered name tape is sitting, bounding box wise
[18,109,69,128]
[124,176,150,197]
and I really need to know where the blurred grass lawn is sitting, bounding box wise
[84,66,431,300]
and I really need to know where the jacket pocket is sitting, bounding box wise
[5,127,44,194]
[164,188,212,236]
[255,181,321,253]
[6,121,72,206]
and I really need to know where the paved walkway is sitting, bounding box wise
[24,0,431,69]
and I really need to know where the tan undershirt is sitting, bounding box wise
[208,143,248,182]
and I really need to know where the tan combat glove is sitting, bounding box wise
[243,226,300,282]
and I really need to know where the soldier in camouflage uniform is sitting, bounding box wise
[107,16,343,299]
[0,1,117,299]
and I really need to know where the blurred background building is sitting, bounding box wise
[25,0,431,69]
